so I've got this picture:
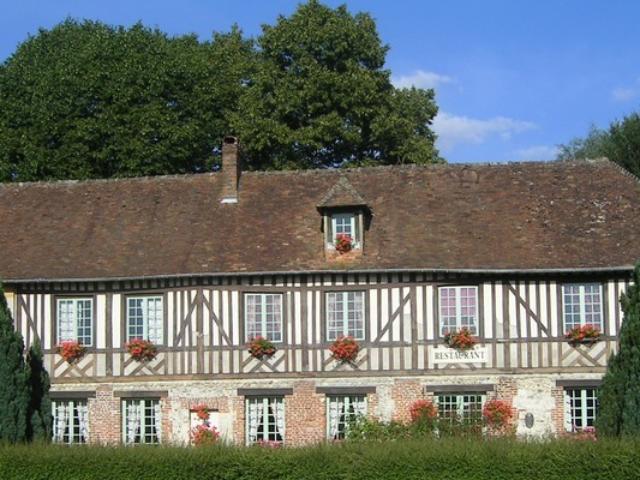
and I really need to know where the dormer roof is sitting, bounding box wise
[317,176,368,210]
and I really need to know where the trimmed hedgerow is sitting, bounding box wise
[1,438,639,480]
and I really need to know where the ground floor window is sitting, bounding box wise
[436,393,485,426]
[564,388,599,432]
[52,399,89,444]
[327,395,367,440]
[122,398,161,445]
[245,396,285,445]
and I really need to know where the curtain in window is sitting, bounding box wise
[78,402,89,443]
[126,401,142,444]
[329,397,344,439]
[147,298,163,344]
[53,403,68,442]
[563,390,573,432]
[58,301,76,341]
[274,399,285,441]
[154,401,162,443]
[247,400,264,444]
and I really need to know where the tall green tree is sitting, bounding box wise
[597,262,640,436]
[0,287,30,442]
[558,112,640,178]
[231,0,441,169]
[0,19,254,181]
[25,340,52,442]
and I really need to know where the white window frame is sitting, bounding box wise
[562,283,603,332]
[122,398,161,445]
[52,399,89,444]
[245,396,285,445]
[326,291,365,341]
[564,387,599,432]
[326,394,367,440]
[126,296,164,344]
[438,286,479,336]
[436,393,485,425]
[329,213,360,248]
[244,293,283,342]
[56,298,93,346]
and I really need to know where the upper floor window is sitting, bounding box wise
[52,399,89,444]
[57,298,93,346]
[326,291,365,341]
[564,387,599,432]
[437,393,485,426]
[327,394,367,440]
[245,293,283,342]
[438,286,478,336]
[329,213,360,248]
[122,398,161,445]
[562,284,603,332]
[246,396,285,445]
[126,296,163,344]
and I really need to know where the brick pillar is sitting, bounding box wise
[89,384,120,445]
[551,386,566,434]
[231,395,246,445]
[285,381,325,445]
[391,379,425,423]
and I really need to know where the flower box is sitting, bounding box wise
[57,340,86,363]
[334,233,353,254]
[565,324,601,347]
[247,336,277,360]
[443,327,477,350]
[329,335,360,363]
[126,339,158,362]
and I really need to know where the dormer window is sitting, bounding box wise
[317,176,370,259]
[330,212,360,249]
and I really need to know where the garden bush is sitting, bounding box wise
[1,438,639,480]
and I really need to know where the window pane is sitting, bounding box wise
[52,400,88,444]
[246,396,284,445]
[326,292,364,340]
[245,294,283,342]
[123,399,160,444]
[439,287,478,335]
[563,284,602,331]
[57,299,93,346]
[327,395,366,440]
[127,297,163,343]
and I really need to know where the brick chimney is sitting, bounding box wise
[220,136,240,204]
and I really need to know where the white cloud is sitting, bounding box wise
[612,77,640,102]
[392,70,454,90]
[513,145,559,161]
[612,86,638,102]
[433,112,536,150]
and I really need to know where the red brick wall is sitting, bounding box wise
[391,379,425,423]
[551,386,566,434]
[285,381,326,445]
[89,385,120,445]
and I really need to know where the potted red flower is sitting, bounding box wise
[482,399,514,430]
[565,324,601,346]
[330,335,360,363]
[190,404,220,446]
[126,338,158,362]
[247,336,276,359]
[57,340,86,363]
[443,327,478,350]
[334,233,353,254]
[409,399,437,423]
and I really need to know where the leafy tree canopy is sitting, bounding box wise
[232,0,440,169]
[557,112,640,178]
[0,19,254,181]
[0,1,441,181]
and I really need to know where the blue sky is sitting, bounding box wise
[1,0,639,163]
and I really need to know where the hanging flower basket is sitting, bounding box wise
[409,399,437,423]
[247,336,276,360]
[443,327,477,350]
[565,324,601,346]
[126,339,158,362]
[329,335,360,363]
[57,340,86,363]
[334,233,353,254]
[482,399,514,430]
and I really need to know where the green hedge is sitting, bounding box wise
[1,438,639,480]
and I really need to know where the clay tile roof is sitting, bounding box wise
[317,176,368,209]
[1,159,639,282]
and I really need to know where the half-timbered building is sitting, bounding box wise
[1,137,639,445]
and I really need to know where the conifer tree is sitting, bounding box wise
[26,339,52,442]
[0,287,30,442]
[597,262,640,436]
